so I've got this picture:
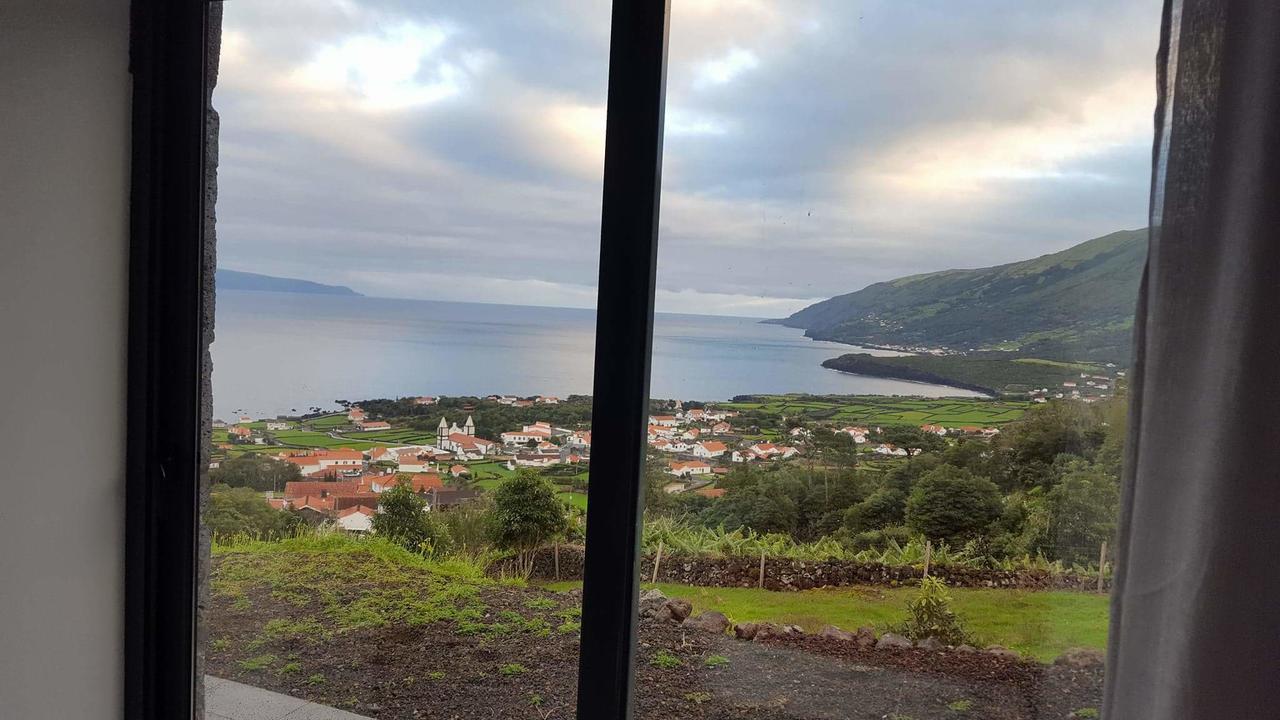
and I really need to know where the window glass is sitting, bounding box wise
[204,2,608,717]
[633,2,1156,718]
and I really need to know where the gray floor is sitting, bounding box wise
[206,676,372,720]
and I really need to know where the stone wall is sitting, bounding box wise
[514,544,1110,592]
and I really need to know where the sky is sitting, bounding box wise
[214,0,1162,318]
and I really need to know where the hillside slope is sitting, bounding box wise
[774,229,1147,362]
[216,268,362,296]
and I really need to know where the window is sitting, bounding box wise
[126,1,1178,719]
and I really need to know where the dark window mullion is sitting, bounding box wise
[575,0,671,718]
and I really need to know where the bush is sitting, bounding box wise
[893,576,973,646]
[372,479,451,556]
[488,471,569,576]
[905,465,1002,545]
[206,485,304,540]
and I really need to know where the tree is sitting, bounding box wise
[905,464,1002,545]
[879,426,946,464]
[843,487,907,534]
[372,477,450,555]
[209,455,301,493]
[206,484,303,539]
[1043,460,1119,564]
[488,470,569,576]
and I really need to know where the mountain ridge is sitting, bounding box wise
[216,268,362,297]
[773,229,1148,363]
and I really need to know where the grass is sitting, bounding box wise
[543,581,1107,662]
[213,532,497,634]
[720,395,1028,429]
[557,491,588,511]
[650,649,683,669]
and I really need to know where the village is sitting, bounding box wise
[211,394,1008,533]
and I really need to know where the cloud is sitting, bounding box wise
[213,0,1161,316]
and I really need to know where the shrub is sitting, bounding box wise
[905,465,1002,545]
[488,471,569,577]
[372,479,451,556]
[893,576,973,646]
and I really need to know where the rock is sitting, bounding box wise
[639,588,667,603]
[654,599,692,623]
[1055,647,1105,669]
[733,622,759,640]
[875,632,912,650]
[985,644,1021,659]
[854,626,877,648]
[954,644,977,654]
[751,622,784,642]
[915,637,943,651]
[818,625,855,642]
[683,611,730,635]
[782,624,805,636]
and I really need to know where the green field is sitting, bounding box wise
[307,413,351,429]
[544,581,1106,661]
[557,492,588,511]
[468,461,516,489]
[723,395,1028,428]
[339,429,438,445]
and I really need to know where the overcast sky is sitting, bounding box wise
[214,0,1161,317]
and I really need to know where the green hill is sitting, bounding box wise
[216,268,362,296]
[773,229,1147,363]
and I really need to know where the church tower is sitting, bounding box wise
[464,415,475,436]
[437,417,448,446]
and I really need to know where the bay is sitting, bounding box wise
[211,291,981,420]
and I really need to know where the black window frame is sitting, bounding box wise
[123,0,670,718]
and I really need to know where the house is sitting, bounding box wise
[566,431,591,450]
[229,426,252,439]
[648,415,680,427]
[980,427,1001,438]
[449,464,470,478]
[874,443,909,457]
[238,415,253,424]
[710,421,731,434]
[748,442,798,460]
[839,426,869,443]
[920,424,947,436]
[695,487,727,499]
[668,460,712,477]
[395,456,432,473]
[680,428,701,441]
[789,426,812,439]
[347,407,365,422]
[682,408,706,422]
[413,396,436,405]
[647,424,675,440]
[662,481,688,495]
[335,506,376,533]
[357,420,391,432]
[265,421,290,431]
[535,395,561,405]
[212,419,227,429]
[691,440,727,459]
[501,424,554,445]
[655,439,690,453]
[513,453,559,468]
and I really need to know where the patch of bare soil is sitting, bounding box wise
[208,566,1101,719]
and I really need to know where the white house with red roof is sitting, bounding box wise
[875,443,909,457]
[710,421,732,434]
[920,424,948,436]
[667,460,712,478]
[682,408,706,422]
[648,415,680,427]
[336,506,376,533]
[357,420,391,432]
[692,440,728,459]
[839,426,870,443]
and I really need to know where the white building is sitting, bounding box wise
[336,506,375,533]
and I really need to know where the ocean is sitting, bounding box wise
[211,291,981,420]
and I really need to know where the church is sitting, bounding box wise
[435,416,497,459]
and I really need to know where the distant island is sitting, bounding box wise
[216,268,362,296]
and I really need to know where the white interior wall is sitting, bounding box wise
[0,0,132,717]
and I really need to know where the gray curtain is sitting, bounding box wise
[1104,1,1280,718]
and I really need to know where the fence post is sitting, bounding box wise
[923,540,932,579]
[758,549,767,589]
[1098,541,1107,593]
[554,542,561,582]
[651,540,664,584]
